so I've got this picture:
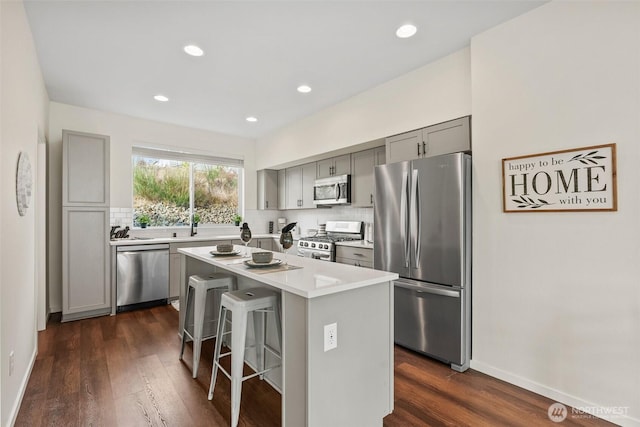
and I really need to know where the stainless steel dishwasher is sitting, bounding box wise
[116,244,169,312]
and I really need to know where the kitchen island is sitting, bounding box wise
[178,245,398,427]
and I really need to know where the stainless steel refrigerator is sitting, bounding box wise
[374,152,471,372]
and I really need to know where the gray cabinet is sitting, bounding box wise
[257,169,278,210]
[256,238,273,251]
[386,116,470,163]
[62,207,111,320]
[286,162,316,209]
[231,237,274,251]
[62,130,111,321]
[351,146,385,208]
[62,130,110,207]
[316,154,351,178]
[278,169,286,210]
[169,240,232,299]
[335,245,373,268]
[422,116,471,158]
[386,129,422,164]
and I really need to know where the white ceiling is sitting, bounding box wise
[24,1,544,139]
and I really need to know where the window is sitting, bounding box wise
[132,147,243,227]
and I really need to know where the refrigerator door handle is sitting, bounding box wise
[395,281,461,298]
[335,182,340,202]
[400,171,410,267]
[410,169,421,267]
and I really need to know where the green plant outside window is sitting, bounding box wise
[132,155,241,227]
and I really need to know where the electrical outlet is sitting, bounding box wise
[324,323,337,352]
[9,351,14,376]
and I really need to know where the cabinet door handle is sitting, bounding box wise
[417,142,421,157]
[265,200,268,208]
[370,194,373,204]
[422,141,426,155]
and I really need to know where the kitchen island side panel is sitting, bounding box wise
[306,282,393,427]
[282,292,308,427]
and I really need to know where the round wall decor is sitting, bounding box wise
[16,151,33,216]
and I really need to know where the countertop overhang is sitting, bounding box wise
[109,233,282,246]
[178,245,397,299]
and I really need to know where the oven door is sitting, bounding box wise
[314,175,351,205]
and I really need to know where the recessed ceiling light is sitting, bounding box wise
[183,44,204,57]
[154,94,169,102]
[246,116,258,122]
[297,85,312,93]
[396,24,417,39]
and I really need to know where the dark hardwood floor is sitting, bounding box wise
[16,305,612,427]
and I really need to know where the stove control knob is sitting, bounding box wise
[323,244,329,249]
[304,242,309,247]
[311,243,316,248]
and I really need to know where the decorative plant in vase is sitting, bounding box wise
[138,214,150,228]
[192,213,201,226]
[233,214,242,226]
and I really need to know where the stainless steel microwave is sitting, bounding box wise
[313,174,351,205]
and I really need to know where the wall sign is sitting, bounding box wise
[502,144,617,212]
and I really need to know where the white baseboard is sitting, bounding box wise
[470,360,639,427]
[6,347,37,427]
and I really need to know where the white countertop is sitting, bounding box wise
[109,233,281,246]
[178,245,397,299]
[335,240,374,249]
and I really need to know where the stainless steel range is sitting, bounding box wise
[297,220,363,261]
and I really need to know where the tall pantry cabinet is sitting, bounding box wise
[62,130,111,321]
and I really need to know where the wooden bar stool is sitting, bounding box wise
[180,273,235,378]
[208,287,282,427]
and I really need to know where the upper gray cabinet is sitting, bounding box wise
[62,130,110,206]
[316,154,351,178]
[286,162,316,209]
[351,146,385,207]
[386,116,470,164]
[277,169,286,210]
[257,169,278,210]
[385,129,422,165]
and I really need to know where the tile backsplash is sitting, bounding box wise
[110,207,133,227]
[258,206,374,238]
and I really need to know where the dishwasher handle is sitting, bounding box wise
[116,244,170,252]
[118,250,168,256]
[395,280,460,298]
